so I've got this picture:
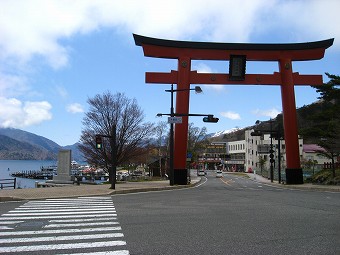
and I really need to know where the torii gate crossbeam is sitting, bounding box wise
[134,34,333,185]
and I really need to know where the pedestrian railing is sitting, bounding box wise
[0,178,16,189]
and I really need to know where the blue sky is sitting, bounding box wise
[0,0,339,146]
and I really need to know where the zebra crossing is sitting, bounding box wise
[0,196,130,254]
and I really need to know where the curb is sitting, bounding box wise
[0,179,202,202]
[246,173,340,192]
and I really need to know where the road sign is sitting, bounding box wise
[168,117,182,124]
[257,144,270,154]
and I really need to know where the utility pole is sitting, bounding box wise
[110,125,117,190]
[269,120,274,183]
[169,84,174,186]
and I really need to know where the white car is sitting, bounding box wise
[216,170,223,178]
[197,170,206,176]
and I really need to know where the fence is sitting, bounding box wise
[324,162,340,169]
[0,178,16,189]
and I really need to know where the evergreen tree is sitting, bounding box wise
[303,73,340,177]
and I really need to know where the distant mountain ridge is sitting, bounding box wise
[210,127,242,138]
[0,128,83,161]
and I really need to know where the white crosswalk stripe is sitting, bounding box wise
[0,196,130,254]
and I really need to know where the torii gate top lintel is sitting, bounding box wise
[134,33,333,185]
[133,34,334,61]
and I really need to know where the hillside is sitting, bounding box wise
[0,128,83,161]
[0,128,60,153]
[209,101,329,143]
[0,134,56,160]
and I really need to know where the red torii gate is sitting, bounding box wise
[134,34,333,185]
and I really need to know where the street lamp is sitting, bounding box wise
[165,85,203,186]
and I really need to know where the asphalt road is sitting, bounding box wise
[0,172,339,255]
[112,171,340,255]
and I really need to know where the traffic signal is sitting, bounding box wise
[95,135,103,149]
[203,115,219,123]
[269,149,275,163]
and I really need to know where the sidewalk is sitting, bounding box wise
[246,172,340,192]
[0,177,202,202]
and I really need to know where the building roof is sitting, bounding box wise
[303,144,326,153]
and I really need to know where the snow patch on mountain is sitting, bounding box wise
[211,128,241,138]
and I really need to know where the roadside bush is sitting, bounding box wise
[307,169,340,185]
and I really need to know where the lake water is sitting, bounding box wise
[0,160,57,189]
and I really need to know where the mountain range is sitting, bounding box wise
[0,126,239,161]
[0,128,83,161]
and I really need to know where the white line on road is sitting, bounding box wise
[46,197,113,201]
[58,250,130,255]
[0,232,124,244]
[0,226,122,236]
[12,207,116,213]
[0,213,117,220]
[44,221,119,228]
[17,205,115,210]
[0,221,24,224]
[0,226,13,230]
[2,210,116,216]
[0,240,126,253]
[49,217,117,223]
[23,202,114,206]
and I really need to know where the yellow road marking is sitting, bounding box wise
[220,178,234,186]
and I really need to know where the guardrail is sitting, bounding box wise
[0,178,16,189]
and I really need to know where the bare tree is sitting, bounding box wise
[79,91,154,172]
[155,121,168,177]
[187,123,209,163]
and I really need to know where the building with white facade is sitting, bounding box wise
[198,129,335,178]
[244,129,303,177]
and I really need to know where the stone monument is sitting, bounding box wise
[52,149,73,184]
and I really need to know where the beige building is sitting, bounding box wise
[198,130,334,178]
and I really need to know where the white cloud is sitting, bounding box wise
[193,62,226,92]
[0,97,52,128]
[0,0,338,122]
[1,0,338,73]
[252,108,281,118]
[66,103,84,113]
[220,111,241,120]
[195,63,213,73]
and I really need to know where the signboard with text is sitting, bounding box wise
[168,117,182,124]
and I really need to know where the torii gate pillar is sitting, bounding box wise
[279,59,303,182]
[134,34,333,185]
